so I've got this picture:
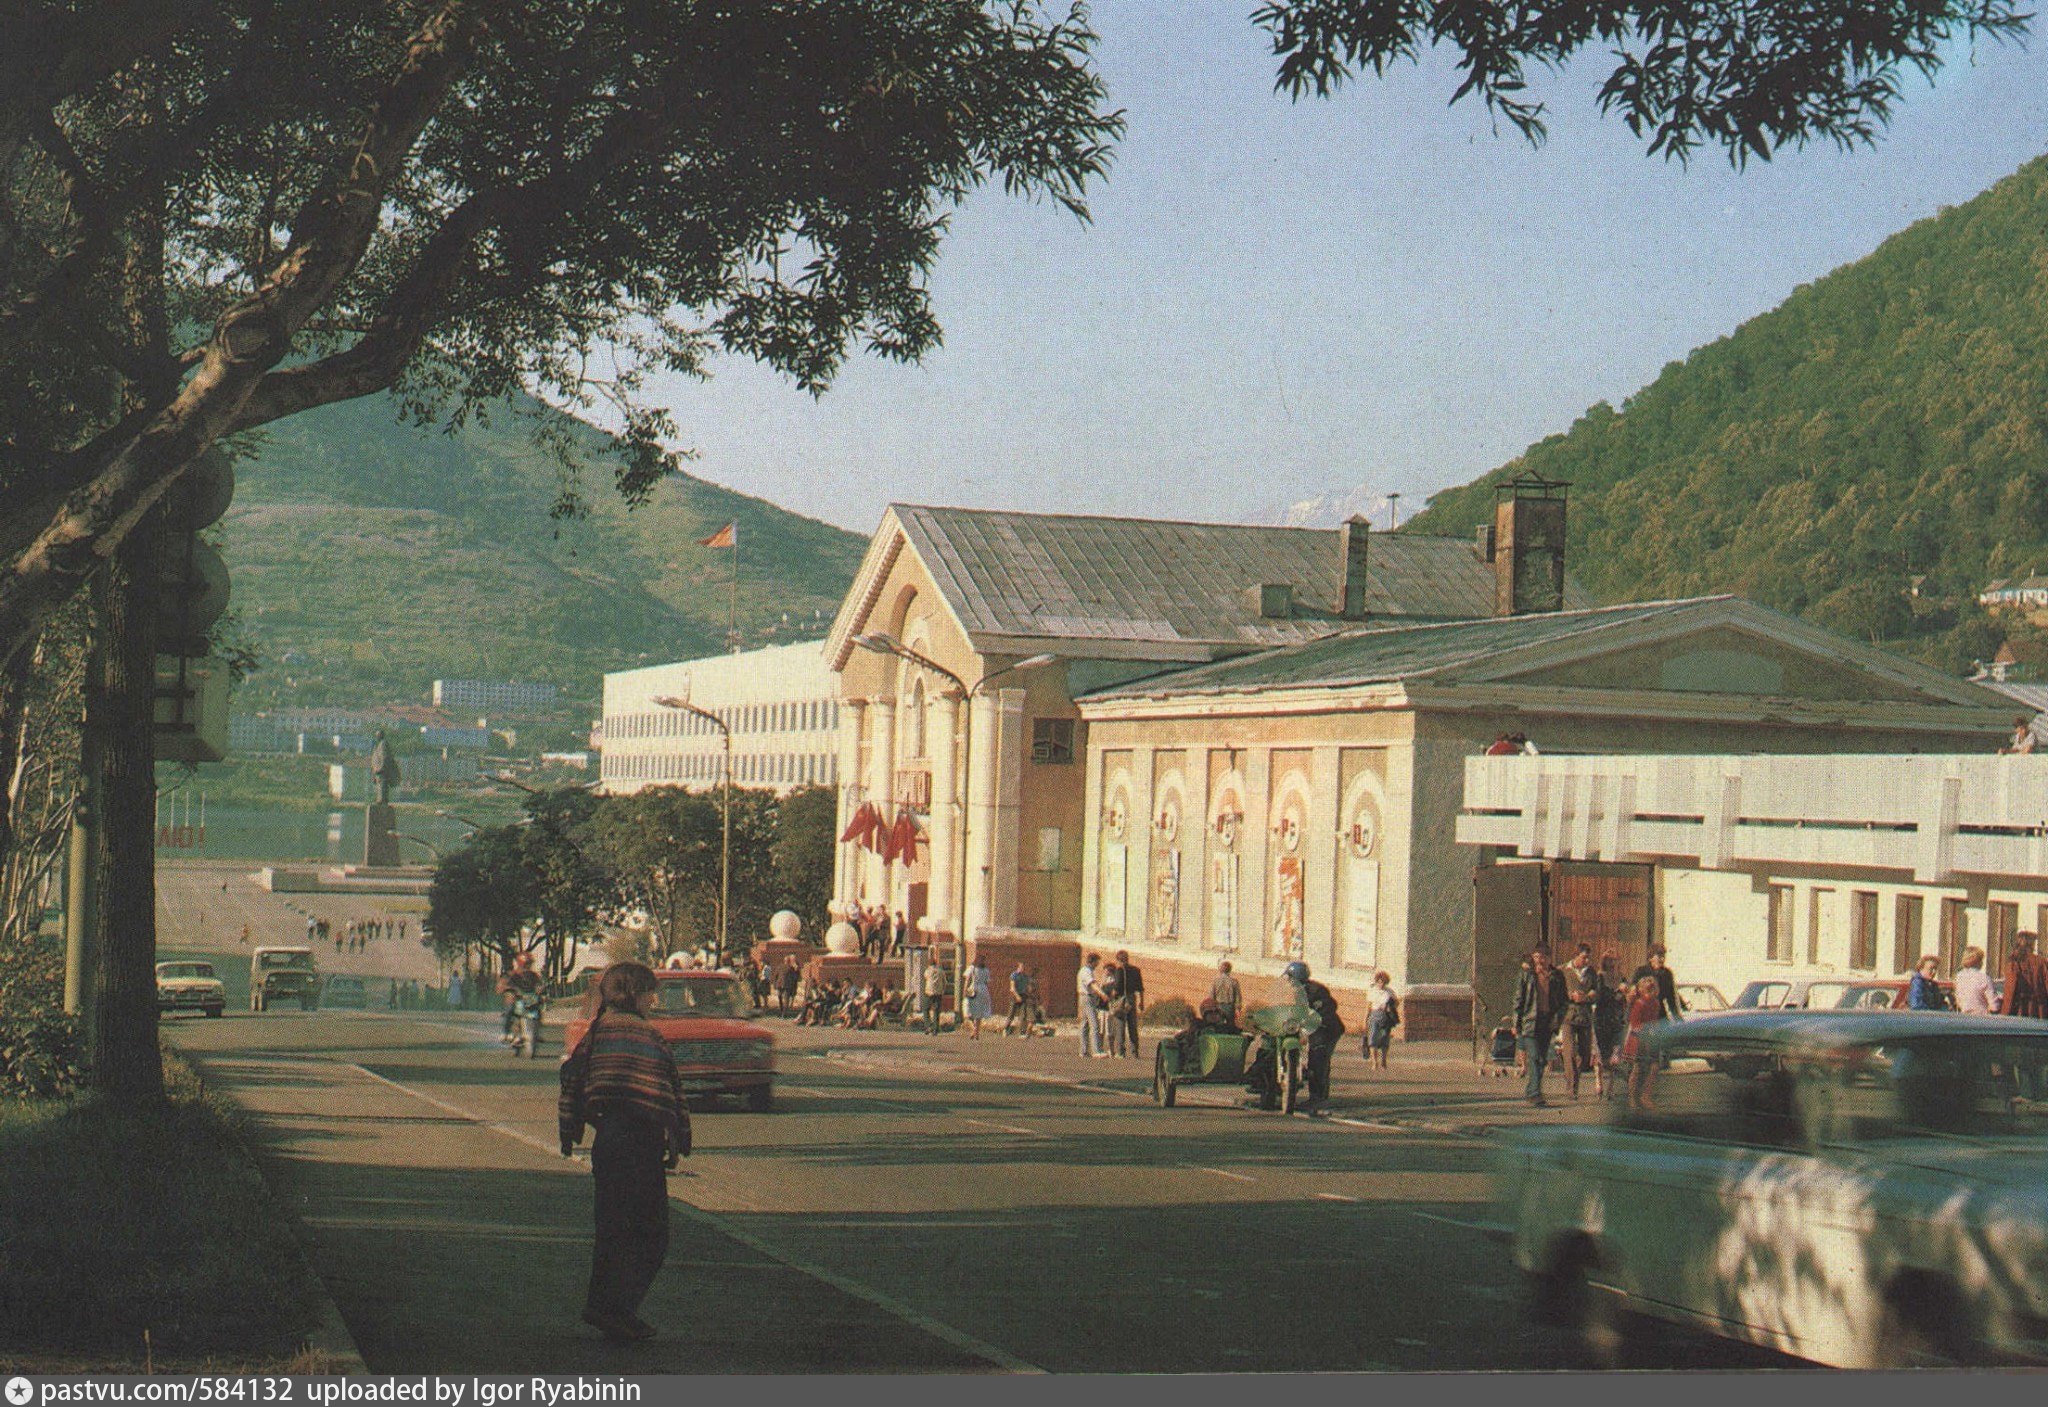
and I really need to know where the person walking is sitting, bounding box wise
[775,957,801,1017]
[1077,953,1104,1058]
[2000,932,2048,1018]
[1561,945,1601,1099]
[1113,950,1144,1058]
[1512,948,1569,1108]
[892,911,910,959]
[921,957,948,1035]
[559,962,690,1343]
[1097,960,1125,1057]
[1908,954,1950,1011]
[1209,960,1242,1029]
[962,953,993,1040]
[1623,974,1664,1111]
[1631,945,1686,1023]
[1362,970,1398,1071]
[1006,963,1037,1037]
[1955,946,1995,1015]
[1593,953,1627,1098]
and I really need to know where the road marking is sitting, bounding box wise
[1404,1209,1504,1234]
[1200,1167,1257,1183]
[345,1062,1043,1374]
[1315,1192,1359,1203]
[959,1117,1049,1139]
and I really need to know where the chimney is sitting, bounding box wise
[1247,583,1294,619]
[1336,515,1370,620]
[1492,473,1569,617]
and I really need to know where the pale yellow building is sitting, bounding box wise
[601,642,841,795]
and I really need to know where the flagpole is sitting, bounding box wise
[729,523,740,654]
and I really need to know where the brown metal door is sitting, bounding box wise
[1548,861,1652,974]
[1473,862,1547,1033]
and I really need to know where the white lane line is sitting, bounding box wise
[344,1062,1042,1374]
[1316,1192,1359,1203]
[1200,1167,1257,1184]
[1405,1209,1506,1234]
[959,1117,1050,1139]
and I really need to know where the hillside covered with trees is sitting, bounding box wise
[221,394,866,708]
[1407,154,2048,677]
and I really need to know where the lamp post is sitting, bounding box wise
[433,809,487,834]
[387,829,442,861]
[851,633,1055,945]
[652,692,732,965]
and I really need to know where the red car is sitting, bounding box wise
[564,969,776,1111]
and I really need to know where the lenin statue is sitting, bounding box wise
[368,730,402,805]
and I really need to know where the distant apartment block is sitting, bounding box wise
[431,679,559,712]
[602,643,839,796]
[1979,575,2048,610]
[419,725,491,752]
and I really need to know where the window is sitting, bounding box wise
[1990,901,2020,975]
[1806,888,1832,965]
[1894,894,1924,974]
[1939,898,1968,975]
[1850,892,1878,971]
[1030,718,1074,765]
[1766,886,1794,963]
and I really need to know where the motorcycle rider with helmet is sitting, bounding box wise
[1283,961,1345,1105]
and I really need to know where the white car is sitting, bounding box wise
[1495,1012,2048,1367]
[155,959,226,1018]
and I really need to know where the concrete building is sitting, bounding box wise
[1458,752,2048,1012]
[600,642,841,796]
[824,489,1592,954]
[431,679,559,712]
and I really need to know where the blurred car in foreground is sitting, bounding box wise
[1496,1011,2048,1367]
[155,960,225,1018]
[563,969,774,1111]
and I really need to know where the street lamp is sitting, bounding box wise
[652,691,732,965]
[386,829,442,861]
[852,632,1056,946]
[433,809,487,833]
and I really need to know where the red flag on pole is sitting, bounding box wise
[697,522,736,549]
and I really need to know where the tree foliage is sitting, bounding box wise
[1405,155,2048,673]
[1253,0,2028,166]
[0,0,1121,670]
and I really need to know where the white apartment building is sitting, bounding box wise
[601,642,841,796]
[431,678,559,711]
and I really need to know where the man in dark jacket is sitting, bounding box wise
[1631,945,1686,1024]
[1513,948,1569,1108]
[1284,961,1345,1104]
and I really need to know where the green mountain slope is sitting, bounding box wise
[1407,155,2048,674]
[221,394,865,708]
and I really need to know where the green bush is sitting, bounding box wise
[0,936,82,1100]
[1144,997,1194,1029]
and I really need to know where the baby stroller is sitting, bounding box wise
[1483,1019,1518,1078]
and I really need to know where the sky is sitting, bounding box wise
[637,3,2048,536]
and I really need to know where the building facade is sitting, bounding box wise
[431,679,559,712]
[1458,752,2048,1007]
[600,642,841,796]
[824,493,1593,948]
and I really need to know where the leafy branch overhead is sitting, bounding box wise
[1252,1,2030,165]
[0,0,1124,669]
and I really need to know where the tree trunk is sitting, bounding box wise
[84,516,161,1101]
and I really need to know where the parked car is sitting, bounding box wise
[322,974,369,1009]
[1496,1011,2048,1367]
[250,946,319,1012]
[1722,976,1955,1013]
[1676,982,1728,1015]
[563,969,775,1111]
[155,960,225,1018]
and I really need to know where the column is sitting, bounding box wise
[1080,737,1106,933]
[834,698,866,910]
[964,691,998,935]
[989,688,1026,929]
[1243,748,1273,960]
[1128,746,1157,943]
[927,693,960,939]
[1306,745,1341,972]
[864,699,895,908]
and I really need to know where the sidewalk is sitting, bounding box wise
[772,1014,1610,1138]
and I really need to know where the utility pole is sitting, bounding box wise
[651,695,731,963]
[62,793,93,1016]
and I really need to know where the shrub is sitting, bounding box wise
[1144,997,1194,1029]
[0,935,82,1100]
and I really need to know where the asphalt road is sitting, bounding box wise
[164,1005,1801,1374]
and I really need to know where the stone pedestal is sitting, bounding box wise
[751,938,821,971]
[362,802,401,867]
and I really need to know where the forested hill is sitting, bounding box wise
[221,392,865,709]
[1405,153,2048,675]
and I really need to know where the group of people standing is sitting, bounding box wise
[1909,931,2048,1016]
[1075,950,1145,1058]
[1510,943,1685,1108]
[850,905,909,963]
[304,913,405,953]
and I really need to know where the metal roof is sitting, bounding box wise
[1079,598,1716,700]
[890,504,1591,653]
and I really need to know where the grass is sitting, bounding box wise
[0,1053,328,1371]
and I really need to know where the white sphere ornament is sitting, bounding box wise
[769,910,802,942]
[824,921,861,956]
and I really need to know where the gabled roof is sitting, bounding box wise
[1077,595,2018,708]
[828,504,1591,666]
[1080,599,1708,699]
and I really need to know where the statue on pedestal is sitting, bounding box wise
[362,730,404,867]
[368,730,402,804]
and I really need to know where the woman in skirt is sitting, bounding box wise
[1361,970,1399,1071]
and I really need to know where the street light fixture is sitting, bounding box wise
[385,828,442,861]
[652,691,732,965]
[433,809,487,833]
[851,632,1057,947]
